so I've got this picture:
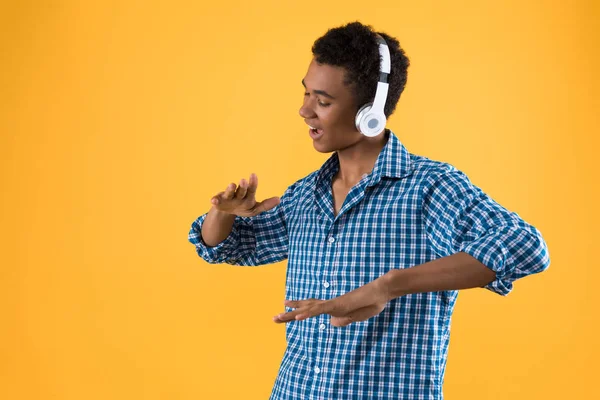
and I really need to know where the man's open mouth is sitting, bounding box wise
[309,126,324,135]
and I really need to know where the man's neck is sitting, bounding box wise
[334,130,389,187]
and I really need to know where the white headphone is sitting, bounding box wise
[355,34,391,137]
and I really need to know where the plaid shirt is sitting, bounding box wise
[188,129,550,399]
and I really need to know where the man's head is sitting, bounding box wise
[299,21,410,153]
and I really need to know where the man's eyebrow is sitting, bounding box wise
[302,78,336,100]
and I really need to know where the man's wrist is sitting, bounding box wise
[210,206,237,220]
[377,268,409,301]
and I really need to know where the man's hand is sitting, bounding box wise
[211,173,280,217]
[273,277,392,327]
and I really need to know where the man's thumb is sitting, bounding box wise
[331,316,353,327]
[255,196,281,213]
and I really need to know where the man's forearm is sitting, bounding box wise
[201,206,236,247]
[379,252,497,300]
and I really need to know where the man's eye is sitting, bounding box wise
[304,92,330,107]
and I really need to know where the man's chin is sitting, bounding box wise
[312,141,336,154]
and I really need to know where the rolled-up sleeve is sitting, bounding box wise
[422,169,550,296]
[187,183,295,266]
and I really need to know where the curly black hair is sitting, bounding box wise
[311,21,410,118]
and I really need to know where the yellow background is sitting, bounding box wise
[1,1,598,399]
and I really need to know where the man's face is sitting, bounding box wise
[299,58,363,153]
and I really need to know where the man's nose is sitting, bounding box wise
[299,103,315,119]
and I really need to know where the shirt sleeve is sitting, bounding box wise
[187,183,294,266]
[422,168,551,296]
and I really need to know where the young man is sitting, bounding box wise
[188,21,550,400]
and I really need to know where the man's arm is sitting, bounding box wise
[378,252,496,300]
[188,174,293,266]
[273,168,550,326]
[201,207,236,247]
[274,247,544,326]
[421,169,550,296]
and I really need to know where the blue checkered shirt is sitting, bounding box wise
[188,129,550,399]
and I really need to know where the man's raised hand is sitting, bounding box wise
[210,173,280,217]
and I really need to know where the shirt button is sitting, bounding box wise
[328,236,335,243]
[319,323,326,331]
[314,366,321,374]
[323,281,330,288]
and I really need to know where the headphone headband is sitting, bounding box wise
[371,34,391,118]
[355,33,391,137]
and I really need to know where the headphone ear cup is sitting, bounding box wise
[356,103,387,137]
[355,103,373,134]
[364,112,386,137]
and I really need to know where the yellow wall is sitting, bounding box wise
[1,1,598,399]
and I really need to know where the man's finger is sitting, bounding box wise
[235,179,248,199]
[273,302,317,323]
[284,300,302,308]
[284,299,319,309]
[223,183,236,200]
[295,301,330,320]
[331,316,354,327]
[246,173,258,200]
[331,305,378,327]
[273,309,304,323]
[211,191,225,205]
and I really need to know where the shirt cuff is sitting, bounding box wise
[458,227,524,296]
[188,213,241,264]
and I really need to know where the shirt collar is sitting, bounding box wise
[316,129,413,187]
